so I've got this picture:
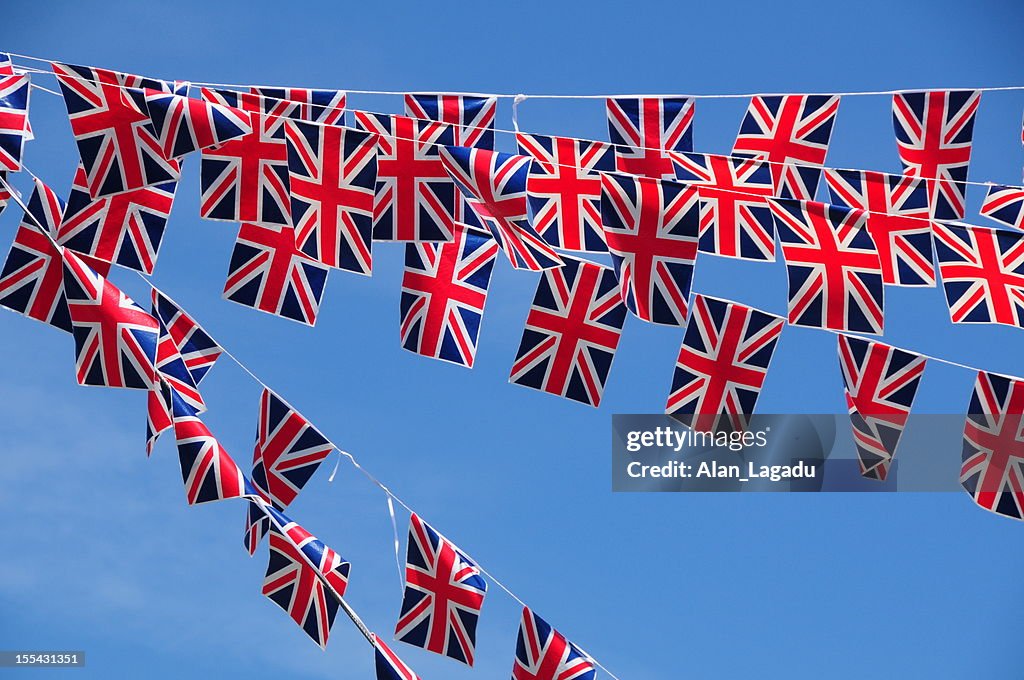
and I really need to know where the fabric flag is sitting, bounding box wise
[980,185,1024,231]
[52,62,181,198]
[732,94,840,200]
[0,171,10,217]
[395,513,488,666]
[510,256,626,407]
[146,379,176,456]
[0,72,30,172]
[400,223,498,368]
[151,289,222,384]
[441,146,563,271]
[512,607,597,680]
[770,198,884,334]
[674,151,776,261]
[353,112,458,242]
[666,294,783,433]
[515,132,614,253]
[837,335,925,481]
[932,222,1024,327]
[61,248,157,389]
[261,506,351,649]
[169,389,252,504]
[892,89,981,221]
[142,88,252,159]
[606,96,694,179]
[0,54,33,141]
[199,88,299,226]
[373,634,421,680]
[285,119,377,272]
[222,222,330,326]
[251,87,347,126]
[244,388,334,555]
[0,178,111,332]
[961,371,1024,520]
[823,169,936,287]
[56,162,176,274]
[599,173,699,326]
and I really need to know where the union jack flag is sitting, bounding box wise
[892,90,981,221]
[151,289,222,384]
[400,223,498,368]
[510,256,626,407]
[0,53,13,76]
[981,185,1024,231]
[199,88,298,225]
[146,379,175,456]
[771,198,884,333]
[824,169,935,287]
[932,222,1024,327]
[223,222,330,326]
[354,112,457,242]
[395,513,487,665]
[62,248,157,389]
[285,119,377,272]
[837,335,926,481]
[515,132,614,253]
[373,634,421,680]
[674,151,776,261]
[599,173,699,326]
[441,146,563,271]
[732,94,840,200]
[0,73,29,172]
[262,506,350,649]
[606,96,694,179]
[56,163,176,274]
[143,88,252,158]
[0,171,10,217]
[512,607,596,680]
[961,371,1024,520]
[666,294,784,433]
[251,87,347,125]
[0,179,110,332]
[244,388,334,554]
[52,62,181,198]
[169,389,252,504]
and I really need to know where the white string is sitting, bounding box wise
[18,60,1023,195]
[385,496,405,597]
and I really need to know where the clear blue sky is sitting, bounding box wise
[1,1,1023,678]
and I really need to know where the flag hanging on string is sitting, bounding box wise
[142,88,252,159]
[354,112,458,243]
[56,162,176,275]
[394,513,488,666]
[823,169,936,287]
[932,222,1024,327]
[251,87,347,126]
[284,119,377,272]
[150,290,222,384]
[666,294,784,433]
[400,223,498,368]
[980,185,1024,231]
[0,72,30,172]
[51,62,181,198]
[515,132,614,253]
[244,389,334,555]
[771,198,885,334]
[146,378,175,456]
[837,335,926,481]
[0,178,111,332]
[0,171,10,217]
[440,146,563,271]
[732,94,840,200]
[169,389,252,505]
[606,96,693,179]
[373,634,421,680]
[674,151,776,261]
[510,256,626,407]
[261,506,351,649]
[599,173,699,326]
[961,370,1024,520]
[198,88,298,226]
[512,607,597,680]
[892,89,981,221]
[222,222,330,326]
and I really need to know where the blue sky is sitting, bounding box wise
[1,0,1023,677]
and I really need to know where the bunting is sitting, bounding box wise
[961,371,1024,520]
[0,72,30,172]
[606,96,693,179]
[932,222,1024,327]
[512,607,597,680]
[143,88,252,159]
[980,185,1024,231]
